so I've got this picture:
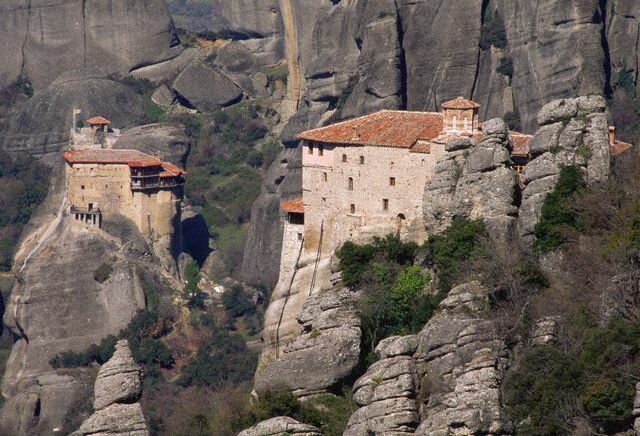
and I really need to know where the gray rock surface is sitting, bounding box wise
[0,0,181,90]
[345,281,511,435]
[423,118,519,245]
[151,85,177,108]
[172,60,243,112]
[73,340,148,436]
[92,340,143,411]
[2,76,145,155]
[254,288,361,397]
[517,96,611,247]
[531,316,563,346]
[238,416,320,436]
[113,123,190,166]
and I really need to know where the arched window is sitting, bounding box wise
[452,116,457,130]
[350,204,356,214]
[464,117,468,130]
[322,172,328,182]
[359,156,365,165]
[342,154,347,162]
[348,177,354,191]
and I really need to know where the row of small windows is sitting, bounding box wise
[325,176,396,189]
[307,144,366,164]
[348,199,390,214]
[342,154,365,164]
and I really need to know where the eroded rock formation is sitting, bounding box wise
[238,416,320,436]
[344,281,510,435]
[423,118,519,245]
[0,0,181,90]
[255,287,361,397]
[518,96,611,247]
[72,340,148,436]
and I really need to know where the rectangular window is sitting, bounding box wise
[350,204,356,214]
[389,177,396,186]
[297,232,303,241]
[81,185,85,190]
[318,145,324,156]
[383,199,389,210]
[308,145,313,155]
[360,156,365,165]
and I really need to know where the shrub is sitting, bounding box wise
[480,9,507,50]
[424,217,488,292]
[133,337,174,368]
[222,284,256,318]
[534,165,585,252]
[94,263,113,283]
[49,335,117,368]
[497,57,513,78]
[263,65,289,86]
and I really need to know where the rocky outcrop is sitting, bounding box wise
[255,287,361,397]
[72,340,148,436]
[113,123,190,167]
[517,96,611,247]
[0,0,180,91]
[345,281,510,435]
[2,75,145,155]
[238,416,320,436]
[423,118,519,245]
[172,60,243,112]
[345,336,420,435]
[531,316,562,346]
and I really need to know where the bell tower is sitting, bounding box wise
[441,97,480,134]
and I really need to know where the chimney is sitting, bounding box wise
[609,126,616,145]
[351,126,360,141]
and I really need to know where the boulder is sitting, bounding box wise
[238,417,321,436]
[536,98,579,125]
[151,85,177,108]
[93,340,143,411]
[172,60,243,112]
[254,288,361,397]
[113,123,190,166]
[73,340,148,436]
[531,316,563,346]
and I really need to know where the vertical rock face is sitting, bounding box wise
[517,96,611,247]
[72,340,149,436]
[498,1,606,132]
[0,0,181,90]
[423,118,519,245]
[344,281,510,435]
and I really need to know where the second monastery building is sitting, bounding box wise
[63,148,186,240]
[287,97,631,255]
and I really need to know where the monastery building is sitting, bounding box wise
[64,148,186,240]
[289,97,631,257]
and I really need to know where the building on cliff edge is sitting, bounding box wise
[287,96,632,259]
[63,148,186,241]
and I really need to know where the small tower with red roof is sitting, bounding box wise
[441,97,481,134]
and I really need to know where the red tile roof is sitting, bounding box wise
[160,162,188,178]
[86,116,111,125]
[441,97,481,110]
[510,132,533,157]
[64,149,187,175]
[611,140,633,156]
[297,111,444,148]
[281,198,304,214]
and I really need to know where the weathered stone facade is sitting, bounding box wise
[64,150,184,242]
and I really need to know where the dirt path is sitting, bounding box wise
[18,197,67,273]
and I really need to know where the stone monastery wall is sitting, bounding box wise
[302,141,446,255]
[66,163,180,240]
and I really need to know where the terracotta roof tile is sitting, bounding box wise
[510,132,533,157]
[64,149,186,175]
[281,198,304,214]
[297,111,444,148]
[86,116,111,125]
[611,140,633,156]
[441,97,481,110]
